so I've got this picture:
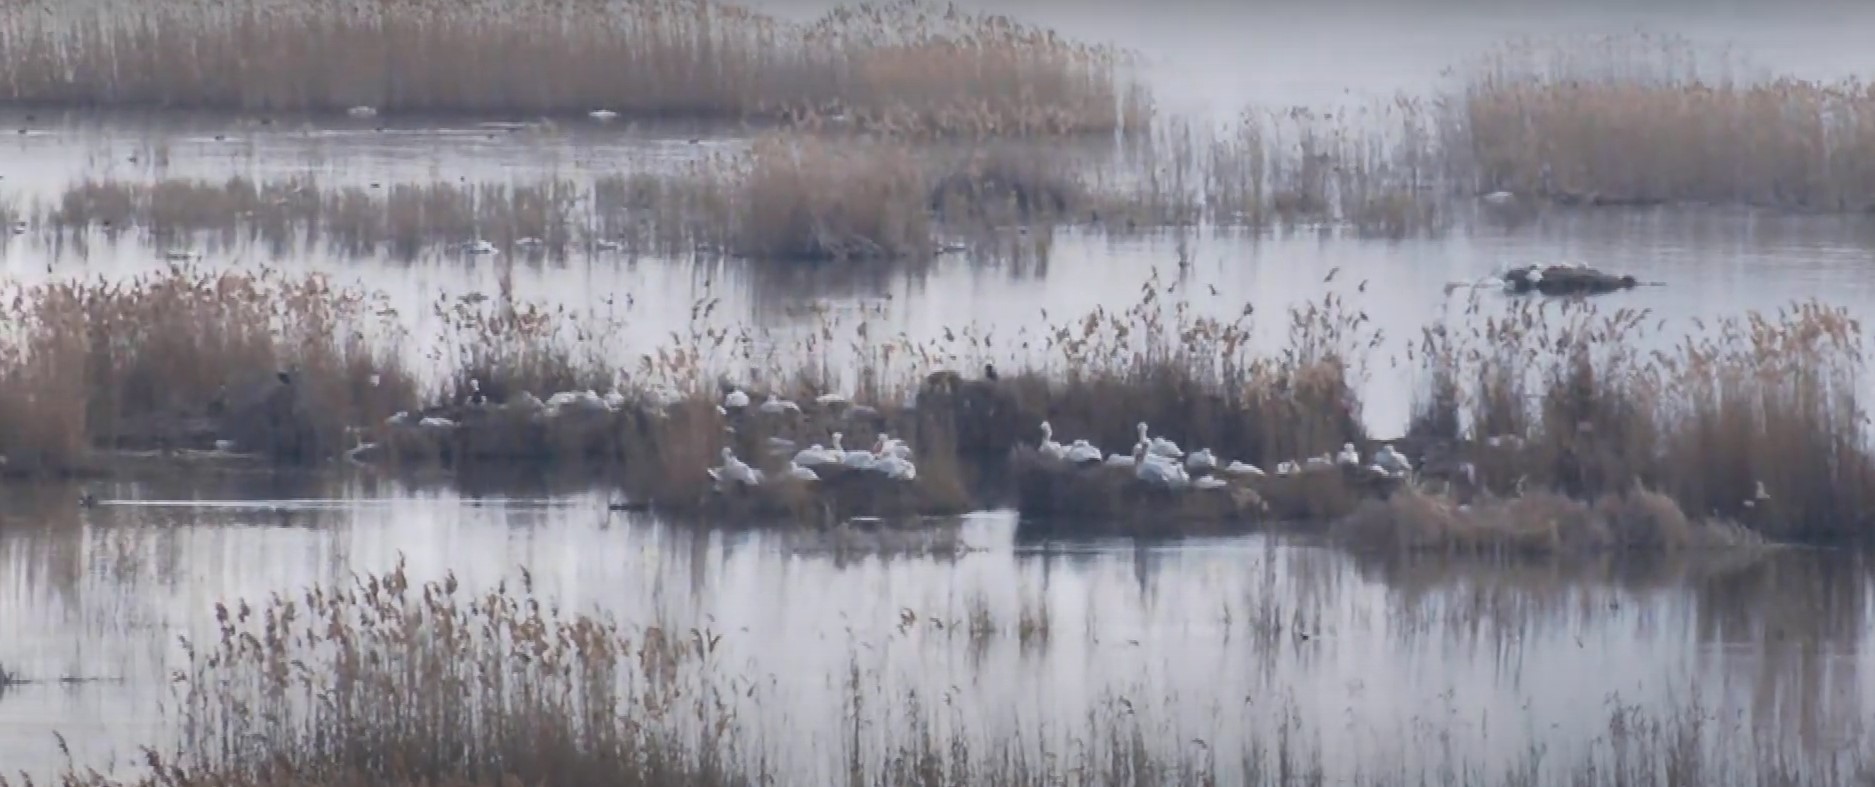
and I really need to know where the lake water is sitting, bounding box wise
[3,1,1875,781]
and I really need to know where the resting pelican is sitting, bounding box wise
[707,447,763,487]
[1185,448,1218,472]
[1335,443,1361,466]
[1224,460,1265,477]
[785,461,820,482]
[1037,422,1067,461]
[723,389,751,409]
[1064,439,1104,465]
[758,394,801,415]
[1136,422,1183,459]
[1193,476,1230,491]
[1374,444,1411,477]
[870,455,917,481]
[1135,444,1190,489]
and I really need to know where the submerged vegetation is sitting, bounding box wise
[0,0,1147,138]
[0,263,1866,550]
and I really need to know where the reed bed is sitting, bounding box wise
[11,564,1875,787]
[34,138,1201,261]
[0,265,417,473]
[0,0,1147,138]
[0,262,1871,545]
[1453,36,1875,210]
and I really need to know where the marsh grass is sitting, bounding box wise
[0,0,1146,138]
[1408,293,1875,542]
[0,258,1869,544]
[12,564,1875,787]
[1454,36,1875,210]
[0,266,418,471]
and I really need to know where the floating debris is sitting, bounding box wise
[1501,263,1644,296]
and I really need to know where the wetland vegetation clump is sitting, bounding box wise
[0,265,417,474]
[0,0,1148,138]
[1453,36,1875,211]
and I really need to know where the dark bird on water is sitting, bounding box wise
[983,363,999,381]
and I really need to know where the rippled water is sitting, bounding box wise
[3,3,1875,780]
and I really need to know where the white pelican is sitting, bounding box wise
[870,455,917,481]
[758,394,801,415]
[515,237,544,248]
[1224,460,1265,477]
[589,109,620,121]
[347,105,378,118]
[1064,439,1103,465]
[1104,448,1138,468]
[832,433,877,470]
[792,444,838,467]
[1304,456,1334,472]
[1336,443,1361,466]
[873,433,913,460]
[386,411,412,426]
[723,389,751,410]
[418,416,457,430]
[603,391,628,411]
[1481,190,1515,205]
[1374,444,1411,477]
[1037,422,1067,461]
[707,447,763,487]
[1185,448,1218,472]
[464,239,498,255]
[815,392,849,407]
[1136,423,1182,459]
[786,461,820,482]
[595,239,623,252]
[465,378,488,407]
[1275,460,1299,477]
[1135,444,1190,489]
[1193,476,1230,491]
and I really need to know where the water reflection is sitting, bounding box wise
[1,477,1871,780]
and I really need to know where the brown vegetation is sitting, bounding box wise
[0,0,1147,138]
[0,263,1868,545]
[1453,36,1875,210]
[7,563,1871,787]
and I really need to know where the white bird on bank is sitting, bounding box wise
[873,433,913,460]
[758,394,801,415]
[1064,439,1104,465]
[1224,460,1265,477]
[589,109,620,121]
[1374,444,1411,477]
[723,389,751,410]
[1336,443,1362,466]
[1136,423,1182,459]
[786,461,821,482]
[793,444,838,467]
[1185,448,1218,472]
[1275,460,1299,477]
[463,239,498,255]
[870,455,917,481]
[1135,444,1190,489]
[815,392,849,407]
[347,105,378,118]
[418,416,457,430]
[832,432,876,470]
[707,447,763,487]
[1104,448,1138,468]
[1193,476,1230,491]
[1481,190,1515,205]
[1037,422,1066,461]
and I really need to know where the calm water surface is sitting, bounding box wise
[3,3,1875,781]
[2,477,1872,781]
